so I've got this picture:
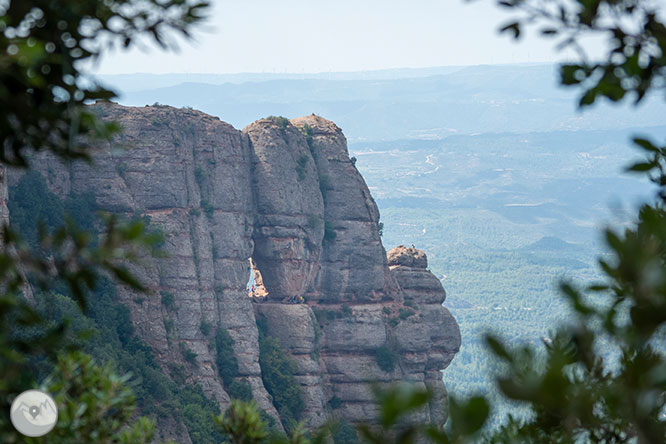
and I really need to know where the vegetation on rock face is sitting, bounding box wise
[8,173,225,444]
[324,220,337,242]
[161,291,176,309]
[375,343,398,373]
[228,380,254,402]
[215,327,253,401]
[259,335,304,429]
[319,174,331,203]
[308,214,322,230]
[180,343,198,365]
[7,171,103,252]
[8,171,64,248]
[398,308,415,320]
[200,320,212,336]
[201,199,214,218]
[215,328,239,386]
[296,154,310,181]
[328,395,342,410]
[195,166,206,188]
[312,305,353,325]
[257,318,304,431]
[177,384,225,444]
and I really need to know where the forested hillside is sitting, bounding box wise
[350,126,663,426]
[103,64,666,142]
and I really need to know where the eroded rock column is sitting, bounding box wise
[388,245,461,424]
[244,118,324,302]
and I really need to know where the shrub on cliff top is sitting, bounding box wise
[268,116,290,130]
[299,123,314,138]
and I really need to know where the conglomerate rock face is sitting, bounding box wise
[9,103,461,439]
[244,117,324,301]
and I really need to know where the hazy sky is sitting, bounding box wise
[93,0,597,75]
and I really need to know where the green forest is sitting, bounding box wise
[353,124,663,429]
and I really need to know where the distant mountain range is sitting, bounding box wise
[99,64,666,142]
[97,65,469,91]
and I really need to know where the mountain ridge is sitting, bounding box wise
[103,65,666,142]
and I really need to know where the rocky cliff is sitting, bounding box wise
[8,103,460,441]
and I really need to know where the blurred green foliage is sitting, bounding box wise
[0,0,207,166]
[31,352,154,444]
[495,0,666,106]
[1,0,209,439]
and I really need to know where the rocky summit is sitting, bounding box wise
[8,103,460,441]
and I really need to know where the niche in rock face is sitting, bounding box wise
[247,258,270,302]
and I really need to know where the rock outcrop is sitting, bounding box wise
[9,104,460,440]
